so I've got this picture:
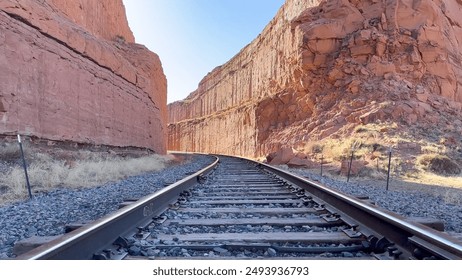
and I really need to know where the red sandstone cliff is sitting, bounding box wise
[48,0,135,43]
[168,0,462,159]
[0,0,167,153]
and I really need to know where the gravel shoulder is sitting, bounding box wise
[283,166,462,236]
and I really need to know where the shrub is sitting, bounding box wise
[0,144,20,162]
[417,154,461,176]
[311,143,324,154]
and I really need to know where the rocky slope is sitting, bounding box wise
[168,0,462,162]
[0,0,167,153]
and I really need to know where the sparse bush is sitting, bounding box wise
[417,154,461,175]
[354,126,370,133]
[372,143,386,152]
[0,144,20,162]
[421,143,445,154]
[311,143,324,154]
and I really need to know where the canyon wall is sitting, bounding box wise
[168,0,462,158]
[0,0,167,153]
[47,0,135,43]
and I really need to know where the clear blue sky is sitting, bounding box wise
[123,0,285,104]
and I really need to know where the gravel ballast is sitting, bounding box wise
[0,154,215,259]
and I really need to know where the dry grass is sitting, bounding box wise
[299,122,399,163]
[0,147,174,206]
[292,121,462,199]
[300,135,376,163]
[402,172,462,189]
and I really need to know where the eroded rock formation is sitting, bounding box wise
[168,0,462,159]
[0,0,167,153]
[47,0,135,43]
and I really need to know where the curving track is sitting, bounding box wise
[15,154,462,260]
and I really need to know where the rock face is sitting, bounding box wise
[168,0,462,159]
[0,0,167,153]
[47,0,135,43]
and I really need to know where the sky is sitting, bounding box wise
[122,0,285,104]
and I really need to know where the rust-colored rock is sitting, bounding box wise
[168,0,462,159]
[268,148,318,169]
[287,157,317,169]
[266,147,296,165]
[0,0,167,153]
[340,160,367,176]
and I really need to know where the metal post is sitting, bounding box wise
[320,154,323,176]
[386,147,392,191]
[347,150,354,182]
[18,134,32,199]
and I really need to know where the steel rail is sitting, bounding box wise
[16,155,219,260]
[254,159,462,259]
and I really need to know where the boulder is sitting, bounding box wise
[287,157,317,168]
[340,160,366,176]
[267,147,296,165]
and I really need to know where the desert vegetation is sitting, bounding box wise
[296,121,462,189]
[0,139,174,206]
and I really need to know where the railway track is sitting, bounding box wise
[15,154,462,260]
